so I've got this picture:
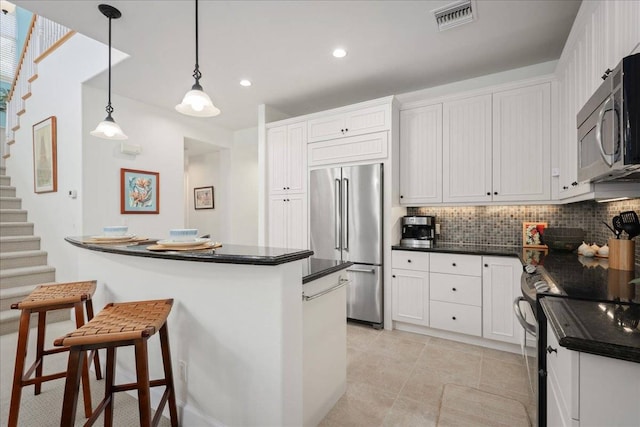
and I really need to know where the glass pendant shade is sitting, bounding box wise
[90,116,128,140]
[175,86,220,117]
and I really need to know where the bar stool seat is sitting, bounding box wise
[7,280,102,427]
[55,299,179,427]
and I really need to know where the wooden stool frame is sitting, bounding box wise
[8,285,102,427]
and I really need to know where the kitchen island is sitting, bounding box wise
[65,237,349,426]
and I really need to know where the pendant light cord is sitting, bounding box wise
[192,0,202,88]
[106,14,113,117]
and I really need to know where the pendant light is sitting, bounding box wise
[90,4,128,140]
[176,0,220,117]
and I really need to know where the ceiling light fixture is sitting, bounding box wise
[239,79,252,87]
[332,48,347,58]
[1,0,16,14]
[176,0,220,117]
[90,4,128,140]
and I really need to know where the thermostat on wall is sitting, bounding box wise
[120,142,142,155]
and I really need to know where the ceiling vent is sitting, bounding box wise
[433,0,477,32]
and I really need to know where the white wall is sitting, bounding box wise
[186,150,225,240]
[230,127,259,245]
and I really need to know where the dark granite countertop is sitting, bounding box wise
[66,236,313,266]
[392,243,522,259]
[541,296,640,363]
[302,258,353,284]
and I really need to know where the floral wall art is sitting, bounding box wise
[120,168,159,214]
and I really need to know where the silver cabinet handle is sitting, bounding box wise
[346,267,375,274]
[303,278,350,301]
[513,297,536,335]
[596,95,615,166]
[334,178,341,250]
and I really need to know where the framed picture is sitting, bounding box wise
[194,186,214,210]
[120,168,159,214]
[522,248,547,266]
[523,222,548,248]
[32,116,57,193]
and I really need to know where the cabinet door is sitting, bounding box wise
[345,105,390,137]
[443,95,492,203]
[492,84,551,202]
[268,196,287,248]
[399,105,443,204]
[286,193,308,249]
[392,269,429,326]
[286,122,307,193]
[267,126,288,194]
[482,256,522,344]
[308,114,346,143]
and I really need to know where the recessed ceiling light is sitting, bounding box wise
[332,48,347,58]
[240,79,252,87]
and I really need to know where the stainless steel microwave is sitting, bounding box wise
[577,53,640,183]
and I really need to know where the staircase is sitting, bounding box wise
[0,165,64,335]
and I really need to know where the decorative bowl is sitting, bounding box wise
[103,226,128,237]
[169,229,198,242]
[541,227,584,252]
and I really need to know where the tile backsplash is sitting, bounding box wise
[408,199,640,266]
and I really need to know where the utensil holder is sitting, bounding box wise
[608,238,635,271]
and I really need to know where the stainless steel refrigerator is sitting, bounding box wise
[310,163,383,327]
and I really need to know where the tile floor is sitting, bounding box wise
[320,323,536,427]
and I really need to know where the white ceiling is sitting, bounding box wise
[14,0,581,131]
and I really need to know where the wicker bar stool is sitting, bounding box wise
[55,299,179,427]
[7,280,102,427]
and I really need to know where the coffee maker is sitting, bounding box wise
[400,216,436,248]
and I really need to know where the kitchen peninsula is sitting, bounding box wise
[65,237,349,426]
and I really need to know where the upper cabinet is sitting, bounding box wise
[399,104,443,204]
[267,122,307,195]
[307,104,390,143]
[442,94,493,203]
[492,83,551,202]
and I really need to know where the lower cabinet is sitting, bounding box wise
[268,193,307,249]
[482,256,523,344]
[391,269,429,326]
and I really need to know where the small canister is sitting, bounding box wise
[608,238,635,271]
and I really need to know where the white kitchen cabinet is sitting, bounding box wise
[307,104,390,143]
[482,256,523,345]
[391,269,429,326]
[267,122,307,195]
[307,131,388,167]
[268,193,307,249]
[492,83,551,202]
[442,94,493,203]
[399,104,443,205]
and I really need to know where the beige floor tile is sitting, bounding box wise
[426,336,484,356]
[365,333,426,364]
[416,345,482,385]
[397,368,447,406]
[347,322,383,352]
[382,396,439,427]
[383,329,431,344]
[479,357,532,400]
[348,352,416,396]
[482,347,525,366]
[319,382,396,427]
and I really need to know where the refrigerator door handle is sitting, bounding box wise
[346,267,375,274]
[334,178,341,250]
[343,178,349,251]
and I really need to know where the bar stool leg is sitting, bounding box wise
[85,299,103,380]
[7,310,32,427]
[60,347,85,427]
[34,310,47,395]
[159,324,179,427]
[134,339,152,427]
[104,347,117,427]
[73,301,93,419]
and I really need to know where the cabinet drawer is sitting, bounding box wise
[429,300,481,336]
[392,250,429,271]
[308,132,388,167]
[430,253,481,276]
[430,273,481,306]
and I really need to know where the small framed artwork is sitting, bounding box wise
[120,168,159,214]
[522,248,547,266]
[194,186,214,210]
[32,116,57,193]
[523,222,548,248]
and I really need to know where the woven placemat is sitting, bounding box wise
[146,242,222,251]
[83,236,150,245]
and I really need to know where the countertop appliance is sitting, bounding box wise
[400,215,436,248]
[310,163,383,328]
[578,52,640,183]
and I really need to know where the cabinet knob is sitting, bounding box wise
[400,195,404,199]
[484,264,488,267]
[571,181,578,186]
[494,191,498,195]
[486,192,491,196]
[601,68,612,80]
[452,263,456,267]
[283,187,286,190]
[407,259,412,263]
[345,128,348,132]
[452,287,457,292]
[341,129,345,133]
[546,346,557,354]
[452,316,456,320]
[286,186,290,190]
[392,275,396,278]
[562,186,568,190]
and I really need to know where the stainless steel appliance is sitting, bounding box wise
[577,52,640,183]
[400,215,436,248]
[310,163,383,327]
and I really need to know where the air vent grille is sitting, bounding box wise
[433,0,476,32]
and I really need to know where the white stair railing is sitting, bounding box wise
[3,15,73,159]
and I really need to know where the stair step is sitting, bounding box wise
[0,197,21,209]
[0,186,16,197]
[0,176,9,186]
[0,236,41,252]
[0,222,33,237]
[0,265,56,289]
[0,165,5,175]
[0,284,39,311]
[0,309,70,336]
[0,209,28,222]
[0,250,47,269]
